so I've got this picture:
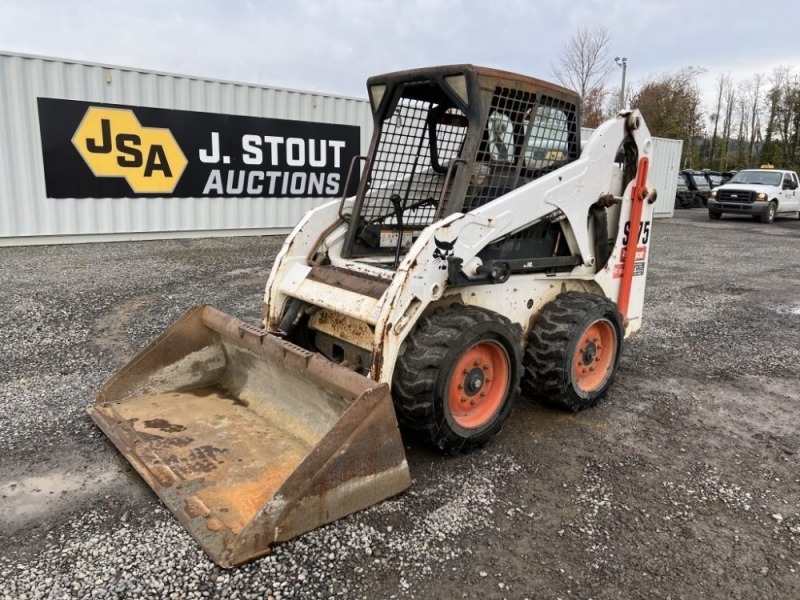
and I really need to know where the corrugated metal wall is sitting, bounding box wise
[646,137,683,218]
[0,52,373,246]
[1,53,683,246]
[581,126,683,218]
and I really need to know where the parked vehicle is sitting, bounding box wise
[675,172,694,209]
[678,170,711,207]
[702,170,724,188]
[708,168,800,223]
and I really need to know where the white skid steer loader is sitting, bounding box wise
[88,65,657,567]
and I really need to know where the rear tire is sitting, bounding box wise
[708,211,722,220]
[523,292,623,412]
[393,305,521,453]
[761,201,777,223]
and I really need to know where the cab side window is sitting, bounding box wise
[485,112,515,162]
[524,104,570,169]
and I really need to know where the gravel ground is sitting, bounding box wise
[1,209,799,599]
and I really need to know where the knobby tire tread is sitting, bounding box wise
[523,292,623,412]
[393,305,521,453]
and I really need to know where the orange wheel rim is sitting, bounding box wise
[572,319,616,392]
[448,341,510,429]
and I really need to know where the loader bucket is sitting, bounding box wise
[87,305,411,568]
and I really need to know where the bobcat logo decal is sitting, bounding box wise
[432,236,457,270]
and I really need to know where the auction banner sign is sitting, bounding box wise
[37,98,361,199]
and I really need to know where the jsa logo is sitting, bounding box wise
[72,107,187,194]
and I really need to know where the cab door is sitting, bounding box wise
[781,172,799,211]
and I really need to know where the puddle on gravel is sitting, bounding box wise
[774,304,800,315]
[0,468,119,525]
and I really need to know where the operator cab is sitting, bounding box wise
[340,65,581,262]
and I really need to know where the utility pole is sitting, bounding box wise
[615,57,627,108]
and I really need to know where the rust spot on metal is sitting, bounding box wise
[369,64,577,105]
[143,418,187,433]
[164,445,230,476]
[185,386,244,404]
[206,518,223,532]
[184,496,211,518]
[310,310,374,350]
[135,430,165,441]
[156,436,194,448]
[150,464,177,487]
[190,445,228,467]
[307,264,389,299]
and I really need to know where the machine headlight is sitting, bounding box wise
[710,190,717,198]
[756,192,768,201]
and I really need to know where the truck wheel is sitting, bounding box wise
[709,211,722,220]
[523,292,623,412]
[761,201,777,223]
[393,305,521,453]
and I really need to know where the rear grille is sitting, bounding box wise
[717,189,754,203]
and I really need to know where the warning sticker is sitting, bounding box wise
[613,261,646,278]
[620,246,647,262]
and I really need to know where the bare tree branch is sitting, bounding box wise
[746,73,764,165]
[551,26,614,124]
[709,73,729,161]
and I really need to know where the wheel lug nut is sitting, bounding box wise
[480,392,486,398]
[473,360,480,367]
[470,400,476,406]
[461,396,468,403]
[457,383,463,390]
[485,378,492,383]
[463,369,469,375]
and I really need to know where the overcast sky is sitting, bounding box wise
[2,0,798,124]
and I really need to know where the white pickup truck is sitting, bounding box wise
[707,168,800,223]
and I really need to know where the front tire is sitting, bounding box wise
[393,305,521,453]
[709,211,722,220]
[761,201,777,223]
[523,293,623,412]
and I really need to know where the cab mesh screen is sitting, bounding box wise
[361,98,468,230]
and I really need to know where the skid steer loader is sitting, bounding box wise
[88,65,657,568]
